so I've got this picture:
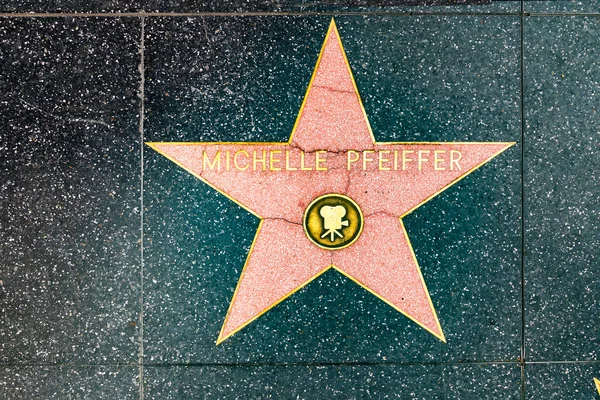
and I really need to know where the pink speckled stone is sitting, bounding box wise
[219,219,331,340]
[333,214,441,337]
[346,143,512,217]
[148,20,513,343]
[149,144,348,224]
[290,24,374,152]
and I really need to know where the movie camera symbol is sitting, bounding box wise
[319,205,349,242]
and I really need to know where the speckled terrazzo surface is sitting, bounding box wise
[0,2,599,399]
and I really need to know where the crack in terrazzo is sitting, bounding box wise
[343,166,351,196]
[323,164,346,172]
[312,84,355,95]
[264,217,302,226]
[201,17,211,50]
[288,142,375,156]
[18,97,112,128]
[364,210,402,219]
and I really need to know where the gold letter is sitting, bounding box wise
[234,150,249,170]
[362,150,374,170]
[347,150,359,170]
[269,150,282,171]
[300,151,312,171]
[203,150,221,171]
[434,150,446,171]
[402,150,414,170]
[253,150,267,171]
[285,150,297,171]
[378,150,391,171]
[315,151,328,171]
[418,150,430,171]
[450,150,462,171]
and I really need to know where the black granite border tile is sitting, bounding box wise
[0,17,142,365]
[0,365,139,399]
[0,1,519,15]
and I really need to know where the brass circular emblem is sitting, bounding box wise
[303,193,364,250]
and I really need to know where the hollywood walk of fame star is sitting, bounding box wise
[595,378,600,395]
[148,19,514,344]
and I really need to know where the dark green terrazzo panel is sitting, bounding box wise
[525,1,600,13]
[144,363,521,399]
[525,363,600,399]
[143,15,521,364]
[524,16,600,362]
[339,16,522,143]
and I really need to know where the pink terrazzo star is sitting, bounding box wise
[148,20,514,344]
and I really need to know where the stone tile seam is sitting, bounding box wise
[138,15,146,400]
[519,1,526,399]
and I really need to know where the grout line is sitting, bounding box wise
[138,15,146,400]
[519,1,526,399]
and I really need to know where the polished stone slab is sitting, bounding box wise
[524,16,600,362]
[144,363,521,399]
[526,363,600,399]
[525,1,600,13]
[143,15,521,364]
[143,17,329,143]
[0,366,138,399]
[142,1,519,13]
[0,1,518,14]
[0,18,141,364]
[0,0,141,12]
